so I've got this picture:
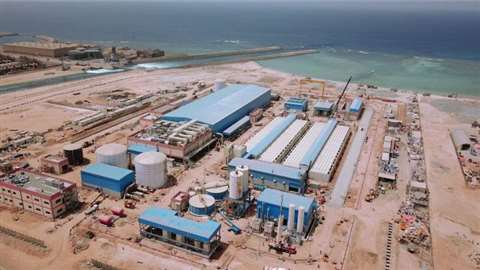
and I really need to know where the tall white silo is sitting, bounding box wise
[134,151,167,189]
[229,170,243,200]
[236,165,249,194]
[287,204,296,232]
[297,206,305,234]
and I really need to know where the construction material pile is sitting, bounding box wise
[396,202,431,249]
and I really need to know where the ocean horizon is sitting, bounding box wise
[1,1,479,95]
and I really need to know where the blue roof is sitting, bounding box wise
[349,97,363,112]
[229,157,303,181]
[127,144,157,155]
[257,188,316,213]
[162,84,270,132]
[222,116,250,137]
[246,114,296,158]
[286,97,307,105]
[314,101,334,111]
[82,163,134,181]
[138,208,221,243]
[300,119,337,168]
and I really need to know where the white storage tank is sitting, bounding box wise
[297,206,305,234]
[214,79,226,91]
[232,144,247,158]
[236,165,249,194]
[134,151,167,188]
[287,204,296,232]
[229,170,243,200]
[95,143,128,168]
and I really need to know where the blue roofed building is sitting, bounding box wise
[256,189,317,235]
[314,101,334,116]
[284,97,308,112]
[138,207,221,257]
[346,97,364,120]
[161,84,271,133]
[222,115,251,139]
[229,157,306,193]
[81,163,134,198]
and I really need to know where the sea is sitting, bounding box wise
[1,1,479,95]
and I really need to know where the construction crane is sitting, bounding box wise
[299,78,326,97]
[332,76,352,115]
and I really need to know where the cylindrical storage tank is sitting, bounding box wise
[287,204,296,232]
[134,151,167,188]
[95,143,128,168]
[206,185,229,201]
[63,143,84,166]
[229,170,243,200]
[214,79,226,91]
[188,194,216,216]
[236,165,249,194]
[296,206,305,234]
[232,144,247,158]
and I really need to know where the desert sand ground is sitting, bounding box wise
[0,61,478,270]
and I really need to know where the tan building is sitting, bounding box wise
[2,42,78,57]
[0,171,78,219]
[40,154,69,175]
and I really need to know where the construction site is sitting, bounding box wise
[0,60,479,270]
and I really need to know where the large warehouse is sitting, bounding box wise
[162,84,271,133]
[81,163,135,198]
[2,42,79,57]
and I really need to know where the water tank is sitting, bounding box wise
[214,79,226,91]
[95,143,128,168]
[232,144,247,158]
[236,165,249,194]
[229,170,243,200]
[134,151,167,188]
[296,206,305,234]
[206,185,228,201]
[188,194,216,216]
[63,143,83,166]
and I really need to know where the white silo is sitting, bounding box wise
[134,151,167,189]
[95,143,128,168]
[214,79,226,91]
[236,165,249,194]
[296,206,305,234]
[229,170,243,200]
[287,204,296,232]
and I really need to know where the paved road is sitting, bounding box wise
[329,107,374,208]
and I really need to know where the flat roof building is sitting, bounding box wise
[0,171,78,219]
[229,158,306,193]
[81,163,134,198]
[256,189,317,234]
[3,42,78,57]
[284,97,308,112]
[314,101,334,116]
[139,207,221,258]
[162,84,271,133]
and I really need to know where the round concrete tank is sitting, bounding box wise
[134,151,167,188]
[188,194,216,216]
[206,185,228,201]
[229,170,243,200]
[95,143,128,168]
[214,79,226,91]
[236,165,249,194]
[232,144,247,158]
[63,143,84,166]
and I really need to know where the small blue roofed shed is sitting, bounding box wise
[229,157,306,193]
[138,207,221,257]
[256,188,317,234]
[161,84,271,133]
[348,97,363,113]
[127,144,157,156]
[81,163,134,198]
[284,97,308,112]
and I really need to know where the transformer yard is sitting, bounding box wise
[0,61,479,270]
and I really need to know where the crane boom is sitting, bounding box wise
[333,76,352,115]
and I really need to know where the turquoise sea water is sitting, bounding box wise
[259,48,480,95]
[1,1,480,95]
